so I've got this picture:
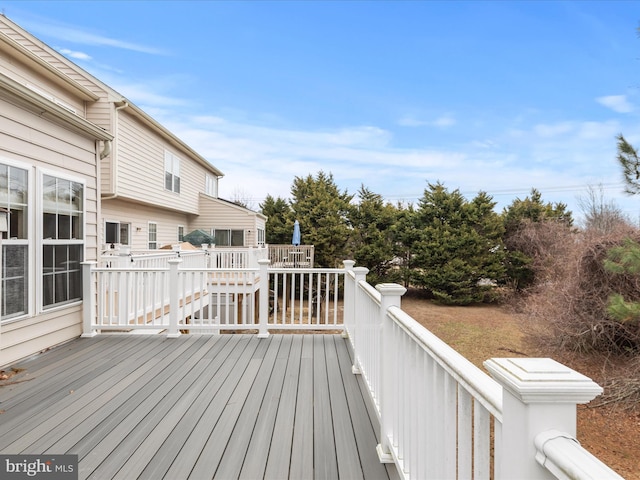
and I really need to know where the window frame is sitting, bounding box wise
[40,169,86,312]
[205,173,217,197]
[0,157,32,322]
[164,150,181,194]
[212,228,245,247]
[148,222,158,249]
[105,220,130,246]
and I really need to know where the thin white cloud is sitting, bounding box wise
[533,122,574,137]
[58,48,92,61]
[596,95,633,113]
[107,77,194,108]
[398,114,456,128]
[433,115,456,127]
[23,18,168,55]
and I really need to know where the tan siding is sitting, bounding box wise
[189,195,266,247]
[0,53,86,115]
[0,97,97,175]
[115,111,200,214]
[87,99,114,196]
[101,198,190,251]
[0,94,99,367]
[0,308,82,368]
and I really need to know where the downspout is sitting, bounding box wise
[101,100,129,200]
[99,140,111,159]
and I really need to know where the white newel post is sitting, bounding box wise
[350,266,369,375]
[257,259,270,338]
[376,283,407,463]
[116,251,130,325]
[81,261,97,337]
[167,258,182,338]
[341,260,355,340]
[484,357,603,479]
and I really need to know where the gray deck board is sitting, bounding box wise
[261,334,303,480]
[5,336,174,453]
[0,334,394,479]
[0,335,141,410]
[313,334,339,480]
[239,334,293,480]
[325,335,365,480]
[43,336,203,456]
[290,335,315,480]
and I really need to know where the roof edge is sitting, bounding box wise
[0,71,113,141]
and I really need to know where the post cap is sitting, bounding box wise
[375,283,407,296]
[484,357,603,404]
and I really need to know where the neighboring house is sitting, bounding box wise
[0,14,265,366]
[98,99,266,251]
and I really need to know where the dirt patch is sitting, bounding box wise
[401,294,639,479]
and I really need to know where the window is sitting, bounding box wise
[0,163,29,319]
[105,221,130,246]
[42,174,84,309]
[257,228,265,246]
[148,222,157,249]
[178,225,184,242]
[212,229,244,247]
[164,151,180,193]
[205,174,217,197]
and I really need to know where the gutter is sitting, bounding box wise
[0,72,112,141]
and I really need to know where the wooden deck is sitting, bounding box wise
[0,334,397,479]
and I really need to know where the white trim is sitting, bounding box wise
[104,219,131,246]
[205,173,217,198]
[148,221,158,249]
[0,155,33,322]
[37,167,87,313]
[164,150,181,194]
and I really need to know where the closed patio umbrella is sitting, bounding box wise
[292,220,301,246]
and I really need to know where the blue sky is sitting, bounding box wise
[2,1,640,222]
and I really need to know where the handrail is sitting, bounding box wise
[534,430,624,480]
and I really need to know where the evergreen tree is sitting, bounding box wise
[411,183,505,305]
[502,188,573,290]
[390,203,419,287]
[348,186,398,284]
[604,136,640,328]
[616,134,640,195]
[503,188,572,236]
[260,195,293,244]
[605,238,640,326]
[290,171,353,267]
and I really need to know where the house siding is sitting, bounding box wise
[189,194,266,247]
[101,198,190,251]
[0,93,99,368]
[0,14,268,368]
[115,111,200,215]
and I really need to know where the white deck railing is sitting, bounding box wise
[268,244,314,267]
[101,245,268,269]
[341,261,623,480]
[83,259,344,337]
[81,258,623,480]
